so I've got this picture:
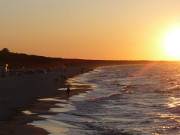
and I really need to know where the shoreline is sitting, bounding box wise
[0,66,94,135]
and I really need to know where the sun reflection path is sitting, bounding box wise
[150,96,180,134]
[128,61,157,82]
[168,97,180,108]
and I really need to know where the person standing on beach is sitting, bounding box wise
[66,86,70,97]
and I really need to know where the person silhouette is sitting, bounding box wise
[66,86,70,97]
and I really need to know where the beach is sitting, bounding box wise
[0,66,92,135]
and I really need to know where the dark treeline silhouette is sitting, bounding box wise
[0,48,179,70]
[0,48,61,69]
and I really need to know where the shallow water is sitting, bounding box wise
[31,64,180,135]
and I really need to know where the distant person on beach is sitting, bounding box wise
[66,86,70,97]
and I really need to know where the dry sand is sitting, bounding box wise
[0,66,92,135]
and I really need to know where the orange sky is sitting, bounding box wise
[1,0,180,60]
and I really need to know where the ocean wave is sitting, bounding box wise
[169,106,180,114]
[154,85,180,93]
[83,121,136,135]
[87,93,122,102]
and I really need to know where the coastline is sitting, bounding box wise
[0,66,93,135]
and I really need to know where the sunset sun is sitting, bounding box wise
[165,29,180,59]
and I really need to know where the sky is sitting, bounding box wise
[1,0,180,60]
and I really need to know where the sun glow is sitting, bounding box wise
[165,29,180,59]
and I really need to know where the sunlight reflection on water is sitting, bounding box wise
[22,110,36,115]
[168,97,180,108]
[30,119,70,135]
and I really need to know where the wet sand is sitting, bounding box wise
[0,66,92,135]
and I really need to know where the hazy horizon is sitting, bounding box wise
[1,0,180,60]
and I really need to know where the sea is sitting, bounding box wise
[30,63,180,135]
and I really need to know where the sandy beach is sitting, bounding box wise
[0,66,92,135]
